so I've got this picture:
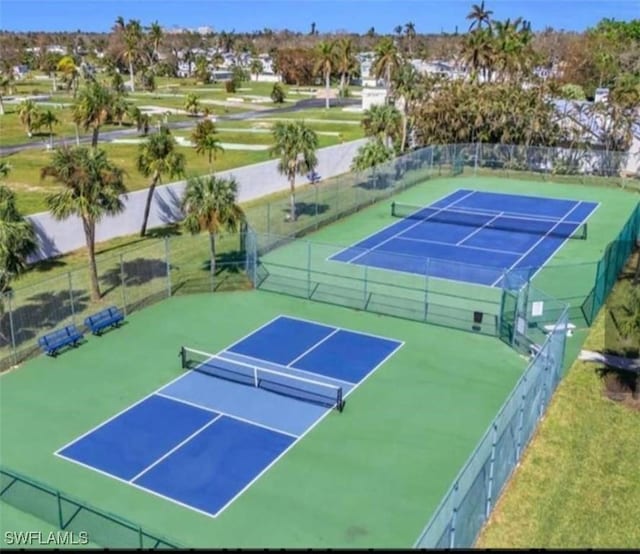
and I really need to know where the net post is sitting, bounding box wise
[179,347,186,369]
[391,201,396,217]
[253,366,259,388]
[337,388,344,412]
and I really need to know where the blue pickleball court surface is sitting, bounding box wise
[330,189,600,286]
[56,315,403,517]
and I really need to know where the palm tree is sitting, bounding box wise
[0,185,37,296]
[372,37,402,97]
[0,161,10,178]
[56,55,79,96]
[136,126,186,236]
[37,109,59,148]
[404,22,417,56]
[148,21,163,63]
[184,93,201,117]
[17,99,39,138]
[72,80,114,148]
[41,147,126,300]
[467,1,494,32]
[361,104,402,149]
[351,139,394,186]
[211,52,225,81]
[314,41,337,110]
[462,28,495,82]
[335,38,357,98]
[122,19,143,92]
[270,121,319,221]
[181,175,245,280]
[250,59,264,82]
[191,119,225,173]
[0,72,12,116]
[391,63,421,152]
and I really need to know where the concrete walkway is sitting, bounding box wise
[579,350,640,372]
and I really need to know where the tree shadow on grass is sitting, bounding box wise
[281,202,330,220]
[99,258,170,297]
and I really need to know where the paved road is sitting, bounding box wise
[0,97,361,156]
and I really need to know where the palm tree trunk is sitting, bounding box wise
[401,110,408,153]
[209,231,216,287]
[289,176,296,221]
[634,248,640,285]
[0,96,4,116]
[83,218,101,301]
[91,127,99,149]
[49,125,53,148]
[339,73,346,98]
[325,70,330,109]
[140,172,159,237]
[129,60,135,93]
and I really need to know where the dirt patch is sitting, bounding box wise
[600,367,640,411]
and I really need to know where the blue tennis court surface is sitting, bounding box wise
[56,315,403,518]
[330,189,599,286]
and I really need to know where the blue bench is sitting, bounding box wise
[84,306,125,336]
[38,325,84,357]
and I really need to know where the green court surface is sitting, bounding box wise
[0,291,524,548]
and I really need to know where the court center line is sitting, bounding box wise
[129,414,223,483]
[490,201,584,287]
[217,350,356,387]
[456,211,505,246]
[54,451,218,519]
[347,190,477,264]
[286,328,341,368]
[327,188,469,262]
[394,235,523,256]
[155,392,300,439]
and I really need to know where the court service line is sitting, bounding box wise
[527,201,602,284]
[209,337,406,518]
[129,414,223,483]
[456,211,505,246]
[155,392,299,438]
[327,188,470,262]
[490,201,584,287]
[395,235,523,256]
[286,328,341,367]
[347,190,478,264]
[217,350,356,387]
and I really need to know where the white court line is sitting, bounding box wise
[53,369,200,456]
[327,188,470,262]
[129,415,223,483]
[218,350,356,387]
[286,328,341,367]
[490,201,585,287]
[155,392,299,438]
[456,211,504,246]
[209,338,406,518]
[395,235,522,256]
[527,201,602,284]
[54,451,218,520]
[347,190,477,264]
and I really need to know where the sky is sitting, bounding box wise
[1,0,638,34]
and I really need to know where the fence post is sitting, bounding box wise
[314,185,319,230]
[266,203,271,235]
[7,293,18,367]
[138,527,144,548]
[424,259,430,322]
[68,272,76,327]
[363,265,368,309]
[120,254,128,316]
[164,237,172,298]
[306,241,312,299]
[449,481,459,548]
[57,490,64,528]
[474,142,480,176]
[516,376,527,460]
[486,423,498,518]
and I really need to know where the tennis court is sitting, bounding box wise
[330,189,600,286]
[55,315,403,518]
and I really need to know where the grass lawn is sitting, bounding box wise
[476,255,640,548]
[259,107,364,122]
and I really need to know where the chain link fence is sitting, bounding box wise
[0,233,250,372]
[0,467,180,548]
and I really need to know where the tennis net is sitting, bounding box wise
[391,202,587,240]
[179,347,344,411]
